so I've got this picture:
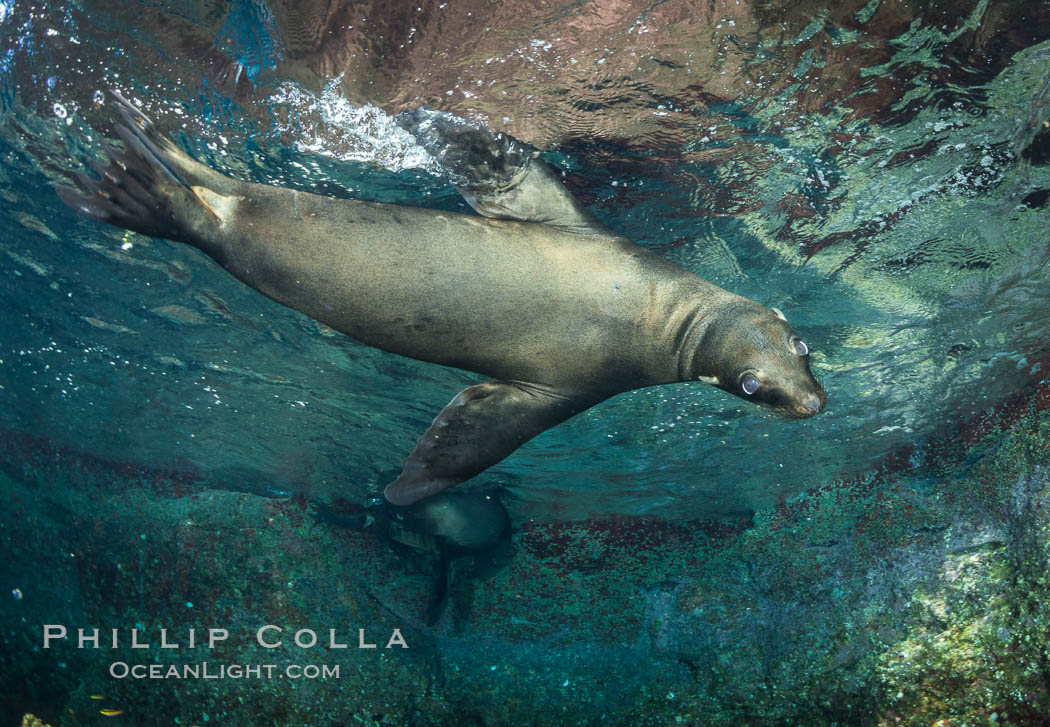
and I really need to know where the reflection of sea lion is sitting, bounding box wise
[58,94,826,507]
[312,491,512,626]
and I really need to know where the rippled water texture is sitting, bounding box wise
[1,0,1049,521]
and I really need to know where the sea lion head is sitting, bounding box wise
[699,301,826,419]
[411,491,510,551]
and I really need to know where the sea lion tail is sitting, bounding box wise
[57,92,233,243]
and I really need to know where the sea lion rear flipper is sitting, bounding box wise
[104,92,239,195]
[383,380,589,506]
[395,108,607,234]
[57,92,238,242]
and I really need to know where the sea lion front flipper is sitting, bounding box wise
[383,381,589,506]
[395,108,607,234]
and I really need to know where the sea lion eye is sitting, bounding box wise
[794,339,809,356]
[741,375,760,395]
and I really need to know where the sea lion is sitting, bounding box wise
[312,490,512,625]
[57,94,826,507]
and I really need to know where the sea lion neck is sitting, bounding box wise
[670,289,753,384]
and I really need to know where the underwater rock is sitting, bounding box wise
[21,715,51,727]
[3,406,1050,724]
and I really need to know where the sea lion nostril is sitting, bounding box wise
[804,395,822,414]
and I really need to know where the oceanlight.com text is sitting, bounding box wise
[109,661,341,680]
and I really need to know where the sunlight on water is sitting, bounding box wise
[267,76,442,175]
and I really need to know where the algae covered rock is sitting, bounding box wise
[3,407,1050,725]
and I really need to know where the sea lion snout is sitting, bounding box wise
[771,373,826,419]
[787,387,827,418]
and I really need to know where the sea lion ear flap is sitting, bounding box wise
[771,307,788,322]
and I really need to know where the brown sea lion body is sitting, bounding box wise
[59,97,826,506]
